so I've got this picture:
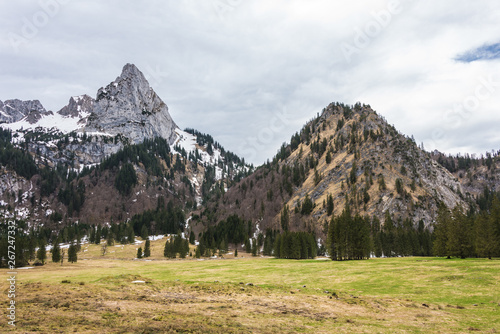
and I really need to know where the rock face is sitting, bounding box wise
[85,63,178,144]
[0,64,181,167]
[0,99,52,124]
[58,95,95,118]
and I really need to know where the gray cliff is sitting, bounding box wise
[85,63,178,144]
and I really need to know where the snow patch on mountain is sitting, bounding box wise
[1,111,89,137]
[171,129,197,153]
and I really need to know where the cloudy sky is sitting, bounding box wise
[1,0,499,165]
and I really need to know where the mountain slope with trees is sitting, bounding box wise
[201,103,471,239]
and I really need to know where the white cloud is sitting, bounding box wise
[0,0,499,164]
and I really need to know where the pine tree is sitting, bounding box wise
[89,226,96,244]
[179,239,189,258]
[372,217,383,257]
[68,244,77,263]
[137,247,143,259]
[107,233,115,246]
[164,240,171,258]
[128,226,135,244]
[140,225,149,240]
[350,162,357,185]
[274,234,282,258]
[234,248,238,257]
[326,150,332,164]
[244,239,251,253]
[326,194,334,216]
[95,226,101,245]
[301,194,313,215]
[27,237,36,261]
[144,239,151,257]
[37,240,47,265]
[51,240,61,263]
[280,205,289,231]
[189,231,195,245]
[76,236,82,252]
[447,206,473,259]
[378,175,387,191]
[433,205,451,258]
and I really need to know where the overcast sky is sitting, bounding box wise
[1,0,499,165]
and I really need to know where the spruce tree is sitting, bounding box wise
[68,244,77,263]
[301,194,313,215]
[326,150,332,164]
[447,206,473,259]
[137,247,143,259]
[274,235,282,258]
[140,225,149,240]
[128,226,135,244]
[144,239,151,257]
[95,226,101,245]
[350,162,357,185]
[326,194,334,216]
[280,205,289,231]
[51,240,61,263]
[106,233,115,246]
[189,231,195,245]
[179,239,189,258]
[433,205,451,258]
[89,226,96,244]
[474,196,500,258]
[37,240,47,265]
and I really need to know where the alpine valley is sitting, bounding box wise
[1,64,499,258]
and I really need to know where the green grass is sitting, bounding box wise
[1,249,499,333]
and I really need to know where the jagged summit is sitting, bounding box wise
[86,63,178,144]
[0,99,52,124]
[57,95,94,118]
[120,63,146,81]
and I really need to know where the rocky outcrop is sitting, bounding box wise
[85,63,178,144]
[0,99,52,124]
[28,136,124,168]
[58,95,95,118]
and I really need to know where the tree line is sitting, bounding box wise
[434,190,500,259]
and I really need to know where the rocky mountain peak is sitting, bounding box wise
[120,63,146,81]
[58,95,95,118]
[85,63,178,144]
[0,99,52,124]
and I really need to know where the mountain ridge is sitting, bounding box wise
[0,64,251,227]
[198,102,498,241]
[0,64,498,239]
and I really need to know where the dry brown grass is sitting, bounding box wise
[1,272,461,333]
[1,252,498,333]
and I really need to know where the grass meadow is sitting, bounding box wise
[1,238,499,333]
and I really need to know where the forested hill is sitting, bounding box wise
[196,102,500,259]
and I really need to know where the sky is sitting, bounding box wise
[1,0,499,165]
